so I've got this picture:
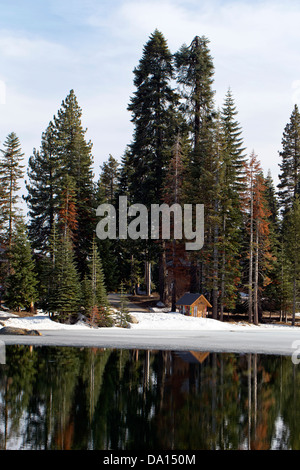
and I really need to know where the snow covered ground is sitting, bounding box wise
[0,308,293,332]
[1,308,300,356]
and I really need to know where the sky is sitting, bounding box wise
[1,0,300,197]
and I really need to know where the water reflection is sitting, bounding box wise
[0,346,299,450]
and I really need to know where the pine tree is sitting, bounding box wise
[97,155,119,205]
[161,134,188,307]
[126,30,180,206]
[263,171,281,311]
[82,238,112,327]
[53,90,96,276]
[49,229,81,323]
[26,91,96,276]
[283,196,300,325]
[175,35,215,158]
[124,30,181,295]
[218,90,247,318]
[0,132,24,250]
[242,153,274,324]
[175,35,216,297]
[5,221,38,312]
[95,154,121,290]
[58,175,78,241]
[278,104,300,215]
[25,122,58,253]
[116,282,131,328]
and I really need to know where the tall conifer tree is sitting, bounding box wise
[126,30,180,206]
[218,90,247,317]
[124,30,181,295]
[5,221,38,312]
[0,132,24,250]
[283,196,300,325]
[26,91,96,276]
[25,122,58,253]
[175,36,216,296]
[49,229,81,322]
[54,90,95,275]
[278,104,300,215]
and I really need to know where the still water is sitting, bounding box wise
[0,345,299,450]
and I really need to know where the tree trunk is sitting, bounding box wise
[254,226,259,325]
[248,187,254,323]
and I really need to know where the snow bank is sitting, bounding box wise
[1,309,297,332]
[129,311,238,330]
[2,312,90,331]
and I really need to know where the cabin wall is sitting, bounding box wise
[180,301,208,318]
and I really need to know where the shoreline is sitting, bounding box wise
[1,326,300,357]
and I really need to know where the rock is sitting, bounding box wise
[0,327,42,336]
[129,314,139,324]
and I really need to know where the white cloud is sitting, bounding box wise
[0,29,71,61]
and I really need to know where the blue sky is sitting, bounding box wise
[1,0,300,190]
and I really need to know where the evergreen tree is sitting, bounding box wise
[0,132,24,249]
[126,29,180,206]
[161,134,188,307]
[97,155,119,205]
[283,196,300,325]
[82,238,112,327]
[175,35,215,171]
[49,229,81,323]
[58,175,78,241]
[218,90,247,318]
[53,90,96,276]
[263,171,281,311]
[5,221,38,312]
[95,154,121,290]
[123,30,181,296]
[26,91,96,276]
[242,153,274,324]
[175,35,216,297]
[116,282,131,328]
[25,122,58,253]
[278,104,300,215]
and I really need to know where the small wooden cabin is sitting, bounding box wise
[176,293,212,318]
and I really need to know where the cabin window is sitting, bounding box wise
[194,306,197,317]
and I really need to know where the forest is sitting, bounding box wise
[0,30,299,326]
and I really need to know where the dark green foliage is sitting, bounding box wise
[283,196,300,325]
[81,238,113,327]
[54,90,96,276]
[278,104,300,215]
[25,122,58,254]
[175,35,215,156]
[26,90,96,276]
[48,229,81,322]
[97,154,120,205]
[5,221,38,311]
[0,132,24,248]
[126,29,180,206]
[116,282,131,328]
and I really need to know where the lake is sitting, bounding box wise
[0,345,299,450]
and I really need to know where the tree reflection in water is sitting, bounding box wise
[0,346,299,450]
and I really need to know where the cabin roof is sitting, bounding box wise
[176,293,212,308]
